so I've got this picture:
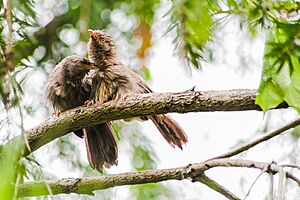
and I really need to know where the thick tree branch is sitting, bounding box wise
[17,158,299,198]
[6,89,288,157]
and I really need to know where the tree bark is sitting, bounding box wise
[6,89,288,157]
[17,158,298,198]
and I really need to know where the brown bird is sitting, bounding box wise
[45,55,118,171]
[87,29,188,149]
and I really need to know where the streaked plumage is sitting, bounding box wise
[45,55,118,171]
[87,30,188,149]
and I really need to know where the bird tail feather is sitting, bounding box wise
[84,122,118,172]
[149,114,188,149]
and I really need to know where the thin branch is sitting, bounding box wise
[282,164,300,170]
[5,89,288,157]
[211,116,300,159]
[276,166,285,200]
[195,174,240,200]
[4,0,13,62]
[18,158,300,198]
[243,165,269,200]
[2,0,13,107]
[286,172,300,186]
[268,173,274,200]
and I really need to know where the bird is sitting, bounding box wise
[45,55,118,171]
[87,29,188,149]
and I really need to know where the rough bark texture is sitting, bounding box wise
[7,89,288,157]
[17,158,296,198]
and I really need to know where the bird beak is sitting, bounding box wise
[88,29,98,39]
[84,63,97,70]
[88,64,97,69]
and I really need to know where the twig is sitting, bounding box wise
[276,166,285,200]
[242,165,269,200]
[196,174,240,200]
[282,164,300,170]
[268,173,274,200]
[4,0,13,61]
[211,117,300,159]
[286,172,300,186]
[2,0,13,108]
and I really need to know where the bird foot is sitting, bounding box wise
[84,100,95,107]
[186,85,196,92]
[52,111,61,117]
[122,94,131,100]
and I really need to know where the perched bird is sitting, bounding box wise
[45,55,118,171]
[87,29,188,149]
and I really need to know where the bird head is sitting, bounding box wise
[64,55,97,78]
[87,29,117,66]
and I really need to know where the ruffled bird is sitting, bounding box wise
[45,55,118,171]
[87,29,188,149]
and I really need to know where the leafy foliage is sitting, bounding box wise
[256,21,300,111]
[206,0,300,112]
[256,23,300,111]
[0,137,26,200]
[170,0,219,69]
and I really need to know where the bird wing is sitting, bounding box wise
[115,64,153,94]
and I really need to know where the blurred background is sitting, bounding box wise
[1,0,300,199]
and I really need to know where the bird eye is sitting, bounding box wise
[100,39,105,42]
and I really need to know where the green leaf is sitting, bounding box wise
[256,24,300,112]
[171,0,218,69]
[13,0,36,19]
[227,0,238,8]
[291,126,300,139]
[284,85,300,112]
[284,59,300,112]
[0,137,26,200]
[141,66,151,81]
[256,79,283,111]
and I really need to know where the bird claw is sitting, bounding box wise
[52,111,61,117]
[187,85,196,92]
[122,94,131,100]
[84,100,95,107]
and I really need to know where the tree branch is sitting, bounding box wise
[17,158,299,198]
[276,166,285,200]
[242,166,267,200]
[5,89,288,157]
[211,116,300,160]
[195,174,240,200]
[268,173,274,200]
[1,0,13,107]
[4,0,13,66]
[286,173,300,186]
